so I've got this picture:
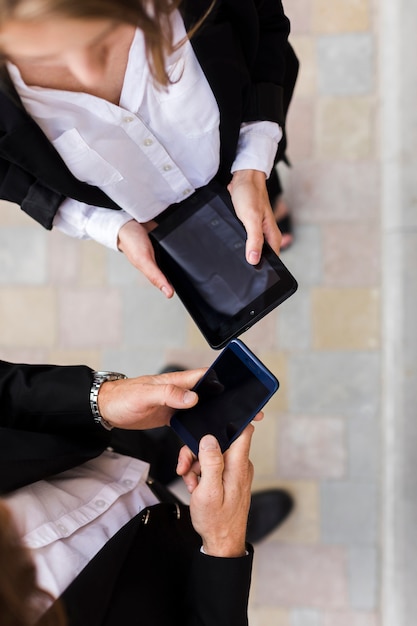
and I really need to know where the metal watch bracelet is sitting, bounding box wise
[90,371,127,431]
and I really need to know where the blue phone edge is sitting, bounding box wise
[170,338,279,455]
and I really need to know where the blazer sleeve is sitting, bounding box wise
[0,360,111,493]
[187,546,254,626]
[223,0,291,125]
[0,360,97,432]
[0,156,65,229]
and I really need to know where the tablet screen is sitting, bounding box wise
[160,202,280,316]
[151,183,298,348]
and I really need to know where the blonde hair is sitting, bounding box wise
[0,0,187,85]
[0,501,66,626]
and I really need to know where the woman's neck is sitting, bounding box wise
[13,23,136,105]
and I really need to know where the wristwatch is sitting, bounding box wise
[90,370,127,431]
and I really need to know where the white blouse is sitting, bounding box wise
[9,10,281,250]
[4,450,158,601]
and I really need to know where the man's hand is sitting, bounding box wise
[183,426,255,557]
[227,169,282,264]
[97,369,205,430]
[117,219,174,298]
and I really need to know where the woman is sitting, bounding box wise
[0,0,297,297]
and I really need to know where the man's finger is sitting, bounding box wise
[129,381,198,410]
[157,368,206,389]
[197,435,224,491]
[223,423,254,468]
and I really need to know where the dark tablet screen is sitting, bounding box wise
[151,183,298,349]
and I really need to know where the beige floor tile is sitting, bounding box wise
[258,351,288,412]
[48,232,81,285]
[186,318,210,348]
[277,415,346,479]
[251,411,280,476]
[47,349,102,369]
[252,480,320,544]
[0,288,56,347]
[248,606,290,626]
[58,288,122,348]
[312,287,380,350]
[0,200,35,226]
[290,36,317,98]
[313,0,370,33]
[163,346,215,370]
[253,543,348,608]
[79,241,107,287]
[285,0,313,35]
[242,310,279,351]
[322,611,379,626]
[0,348,47,363]
[317,97,374,160]
[286,161,380,223]
[323,222,381,287]
[287,97,315,161]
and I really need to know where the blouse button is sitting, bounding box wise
[163,164,172,172]
[95,499,106,508]
[143,138,153,147]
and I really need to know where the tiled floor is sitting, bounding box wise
[1,0,416,624]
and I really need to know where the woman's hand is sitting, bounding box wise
[227,169,282,264]
[97,369,205,430]
[117,219,174,298]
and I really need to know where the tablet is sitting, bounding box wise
[150,182,298,349]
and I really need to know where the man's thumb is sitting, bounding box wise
[199,434,219,452]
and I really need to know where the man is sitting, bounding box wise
[0,360,292,625]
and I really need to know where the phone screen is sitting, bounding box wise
[170,340,278,454]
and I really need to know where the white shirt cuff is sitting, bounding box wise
[53,198,133,251]
[231,121,282,178]
[200,546,249,557]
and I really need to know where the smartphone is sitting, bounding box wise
[170,338,279,455]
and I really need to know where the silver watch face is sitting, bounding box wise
[94,371,127,382]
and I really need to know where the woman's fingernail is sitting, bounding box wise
[161,285,171,297]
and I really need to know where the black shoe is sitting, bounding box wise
[246,489,293,544]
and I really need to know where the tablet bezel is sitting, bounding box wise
[150,182,298,349]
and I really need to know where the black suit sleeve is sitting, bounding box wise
[187,547,254,626]
[0,360,96,431]
[0,156,64,229]
[0,360,110,492]
[221,0,291,125]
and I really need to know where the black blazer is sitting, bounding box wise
[0,0,297,229]
[0,360,253,626]
[0,360,109,492]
